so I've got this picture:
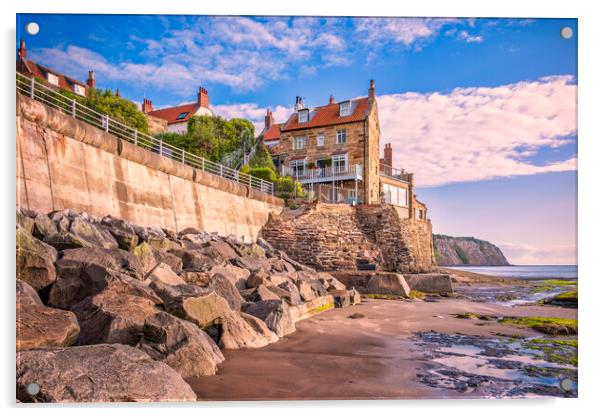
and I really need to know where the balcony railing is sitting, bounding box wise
[16,72,274,196]
[282,164,363,184]
[379,162,412,183]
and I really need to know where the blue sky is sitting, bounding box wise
[16,15,578,264]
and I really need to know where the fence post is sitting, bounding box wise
[104,115,109,132]
[71,99,76,117]
[159,140,163,156]
[134,130,138,146]
[181,149,185,163]
[30,77,35,98]
[220,165,223,177]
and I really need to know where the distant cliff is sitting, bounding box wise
[433,234,510,266]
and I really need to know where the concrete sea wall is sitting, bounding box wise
[16,95,284,241]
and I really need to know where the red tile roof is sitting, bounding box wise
[18,59,87,96]
[282,97,369,132]
[148,103,198,124]
[262,123,281,142]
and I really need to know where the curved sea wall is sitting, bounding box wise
[16,94,283,241]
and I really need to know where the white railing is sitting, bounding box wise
[282,164,362,182]
[379,162,411,183]
[16,72,274,196]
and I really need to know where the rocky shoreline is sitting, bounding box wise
[16,207,359,402]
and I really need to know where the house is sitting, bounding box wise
[271,79,427,220]
[16,39,94,97]
[142,87,213,134]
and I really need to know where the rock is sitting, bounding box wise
[366,273,411,297]
[270,280,302,305]
[219,313,273,349]
[72,291,159,346]
[16,279,43,305]
[17,295,80,351]
[404,273,454,294]
[100,216,139,251]
[296,280,316,302]
[144,262,186,286]
[205,240,238,262]
[17,208,35,234]
[253,284,281,302]
[320,273,346,291]
[16,226,58,290]
[349,288,361,305]
[149,280,208,313]
[178,292,233,329]
[329,290,351,308]
[288,295,335,322]
[16,344,197,402]
[270,258,294,273]
[138,312,224,377]
[44,217,119,250]
[177,249,216,272]
[264,303,296,337]
[246,268,270,288]
[33,213,58,239]
[49,248,160,309]
[133,242,183,276]
[256,237,275,254]
[180,233,210,250]
[177,227,204,237]
[242,299,282,321]
[136,226,171,250]
[233,253,271,273]
[210,263,250,290]
[240,312,279,343]
[206,273,244,311]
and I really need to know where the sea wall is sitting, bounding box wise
[16,94,284,241]
[260,203,433,273]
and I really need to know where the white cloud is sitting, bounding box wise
[498,242,576,265]
[354,17,458,47]
[377,75,577,187]
[457,30,484,43]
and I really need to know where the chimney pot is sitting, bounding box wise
[18,38,26,59]
[384,142,393,167]
[86,70,96,91]
[368,79,376,101]
[198,86,209,108]
[264,108,274,130]
[329,95,335,104]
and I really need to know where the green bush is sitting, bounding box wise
[249,167,276,182]
[83,89,149,134]
[275,175,303,199]
[249,143,276,172]
[239,164,251,175]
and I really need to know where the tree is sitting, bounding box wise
[83,89,149,134]
[249,143,276,172]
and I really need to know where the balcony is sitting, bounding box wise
[282,164,363,185]
[379,163,412,183]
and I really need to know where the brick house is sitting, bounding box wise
[142,87,213,134]
[265,79,427,220]
[17,39,95,97]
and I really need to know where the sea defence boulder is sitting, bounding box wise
[404,273,454,294]
[330,271,411,297]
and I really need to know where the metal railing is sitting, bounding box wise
[379,162,412,183]
[16,72,274,196]
[281,164,363,182]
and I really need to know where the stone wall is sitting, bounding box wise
[260,203,433,273]
[16,94,284,241]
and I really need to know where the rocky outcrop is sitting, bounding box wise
[15,207,354,402]
[16,344,197,402]
[433,234,510,266]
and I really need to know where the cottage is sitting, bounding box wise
[142,87,213,134]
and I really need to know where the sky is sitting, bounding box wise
[16,15,578,265]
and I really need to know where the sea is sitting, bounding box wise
[445,265,578,280]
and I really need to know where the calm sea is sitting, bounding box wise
[445,265,578,280]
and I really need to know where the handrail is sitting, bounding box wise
[16,72,274,196]
[379,162,411,183]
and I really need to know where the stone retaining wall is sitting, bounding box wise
[260,203,433,273]
[16,95,284,241]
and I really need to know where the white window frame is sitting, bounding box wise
[290,159,306,177]
[74,84,86,96]
[298,109,309,123]
[336,129,347,144]
[332,153,347,174]
[47,73,59,86]
[339,101,351,116]
[293,136,307,150]
[317,133,325,147]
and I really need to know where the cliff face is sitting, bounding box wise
[433,234,510,266]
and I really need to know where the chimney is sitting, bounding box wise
[329,95,335,105]
[384,143,393,167]
[368,79,376,101]
[197,86,209,108]
[264,109,274,130]
[86,70,96,91]
[142,98,153,113]
[115,88,121,98]
[18,38,26,59]
[294,96,304,112]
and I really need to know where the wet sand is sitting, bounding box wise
[189,295,576,401]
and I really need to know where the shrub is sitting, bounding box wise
[249,143,276,172]
[275,175,303,199]
[249,167,276,182]
[83,89,149,134]
[239,164,251,175]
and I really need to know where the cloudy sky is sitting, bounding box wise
[17,15,577,264]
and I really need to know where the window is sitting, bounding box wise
[332,153,347,173]
[415,208,424,220]
[298,109,309,123]
[348,189,357,201]
[383,183,408,207]
[176,112,189,120]
[336,129,347,144]
[339,101,351,116]
[317,133,325,147]
[47,73,59,86]
[74,84,86,96]
[290,159,306,177]
[293,136,307,150]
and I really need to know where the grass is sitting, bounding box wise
[499,316,577,335]
[409,290,426,299]
[553,291,578,301]
[363,293,405,300]
[522,338,578,366]
[532,279,577,292]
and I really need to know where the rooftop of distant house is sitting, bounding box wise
[144,87,211,125]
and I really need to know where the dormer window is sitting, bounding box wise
[339,100,351,117]
[47,72,59,86]
[74,84,86,96]
[298,109,309,123]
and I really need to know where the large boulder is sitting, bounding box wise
[177,292,233,329]
[16,344,196,402]
[138,312,224,378]
[44,217,119,250]
[243,300,295,337]
[17,208,35,234]
[329,290,351,308]
[49,248,159,309]
[205,240,239,262]
[144,262,186,286]
[135,226,172,250]
[174,249,216,272]
[16,226,58,290]
[33,213,58,240]
[233,253,271,273]
[219,312,275,349]
[205,272,244,311]
[17,281,80,351]
[366,273,411,297]
[210,263,250,290]
[240,312,279,344]
[132,242,183,276]
[148,280,208,316]
[270,280,302,305]
[404,273,454,294]
[100,216,139,251]
[72,291,159,346]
